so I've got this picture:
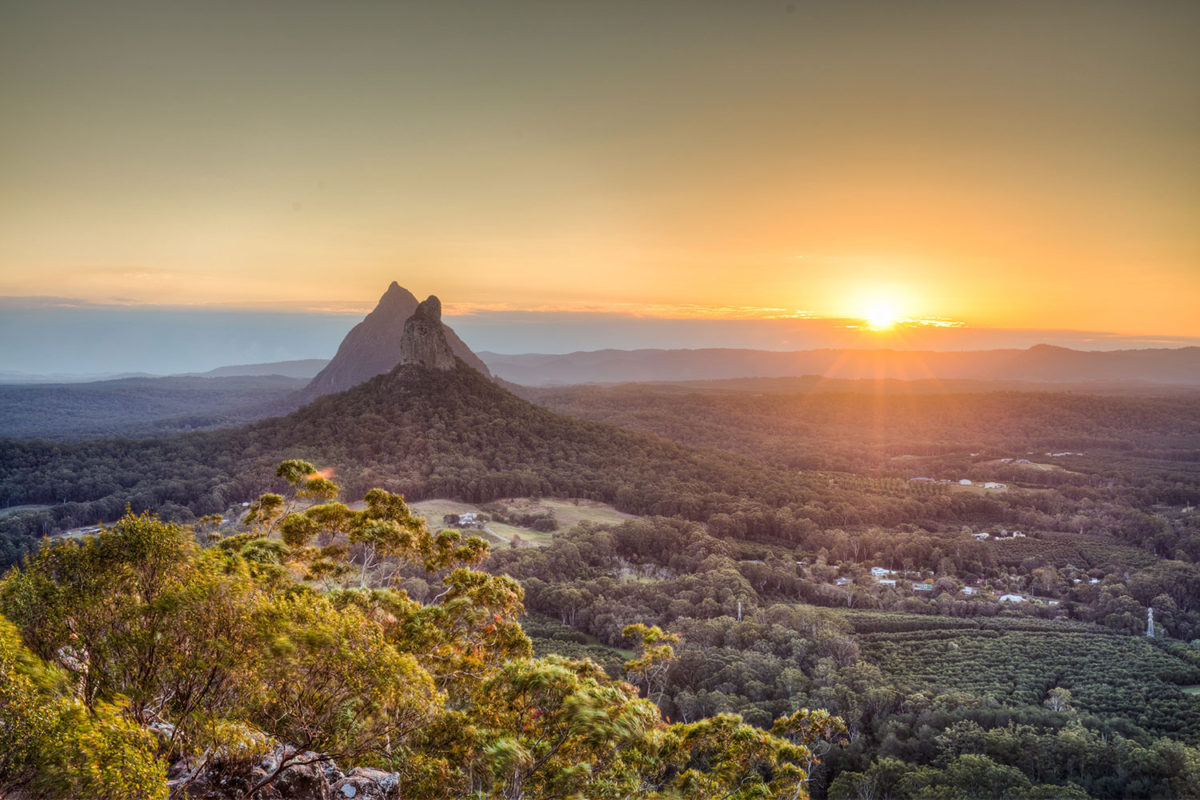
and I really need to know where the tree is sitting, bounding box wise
[240,592,440,799]
[0,615,55,786]
[623,623,680,708]
[827,756,909,800]
[665,712,815,800]
[0,616,167,799]
[771,708,849,797]
[471,656,661,800]
[1044,686,1073,714]
[898,754,1032,799]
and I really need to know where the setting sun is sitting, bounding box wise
[863,301,901,331]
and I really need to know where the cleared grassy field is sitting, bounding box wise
[0,504,53,518]
[409,497,638,548]
[537,498,638,528]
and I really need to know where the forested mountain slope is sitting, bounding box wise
[0,362,857,565]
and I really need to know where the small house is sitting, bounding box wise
[972,532,990,540]
[999,594,1025,603]
[959,479,973,486]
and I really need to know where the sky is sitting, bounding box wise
[1,1,1198,374]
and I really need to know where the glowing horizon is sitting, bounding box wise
[0,291,980,333]
[2,2,1197,340]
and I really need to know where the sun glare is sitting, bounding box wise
[863,301,900,331]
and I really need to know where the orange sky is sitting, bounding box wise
[1,1,1197,338]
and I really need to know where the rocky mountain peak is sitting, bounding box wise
[297,282,490,401]
[378,281,418,310]
[413,295,442,322]
[399,295,457,370]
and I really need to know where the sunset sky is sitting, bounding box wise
[1,1,1198,372]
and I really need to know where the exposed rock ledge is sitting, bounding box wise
[167,745,400,799]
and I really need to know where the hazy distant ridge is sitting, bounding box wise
[190,359,329,379]
[480,344,1200,387]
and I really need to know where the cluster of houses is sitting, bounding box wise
[442,512,484,529]
[971,529,1026,540]
[996,593,1061,605]
[860,566,940,593]
[826,565,1061,606]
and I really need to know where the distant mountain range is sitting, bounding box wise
[196,342,1200,390]
[479,344,1200,387]
[0,370,159,384]
[190,359,330,379]
[4,280,1197,442]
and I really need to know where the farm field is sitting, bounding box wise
[860,629,1200,742]
[990,532,1160,570]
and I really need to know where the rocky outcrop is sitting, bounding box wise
[167,746,401,799]
[299,282,490,401]
[398,296,457,371]
[331,768,401,799]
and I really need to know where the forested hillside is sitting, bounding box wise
[0,363,1040,566]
